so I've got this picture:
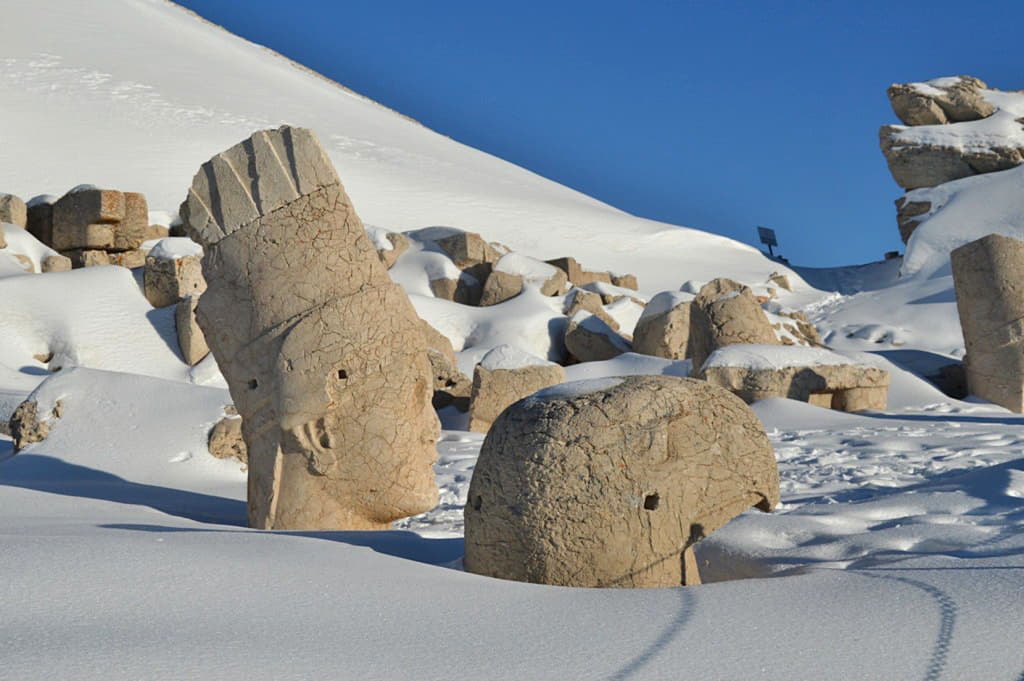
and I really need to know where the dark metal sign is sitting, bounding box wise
[757,226,777,247]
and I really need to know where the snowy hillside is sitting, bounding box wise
[0,0,793,294]
[1,3,1023,681]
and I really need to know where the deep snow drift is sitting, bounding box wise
[1,3,1023,681]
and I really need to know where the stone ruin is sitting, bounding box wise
[467,345,565,433]
[879,76,1024,243]
[464,375,780,587]
[178,125,440,530]
[697,345,890,412]
[951,233,1024,412]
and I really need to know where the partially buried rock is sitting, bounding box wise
[468,345,565,433]
[0,193,27,227]
[208,414,247,464]
[464,375,780,587]
[887,76,994,126]
[41,255,72,273]
[420,320,471,409]
[564,311,631,362]
[179,125,439,530]
[51,187,149,252]
[689,278,778,371]
[143,238,206,308]
[478,270,523,306]
[563,288,620,331]
[632,290,693,360]
[9,399,63,452]
[175,294,209,366]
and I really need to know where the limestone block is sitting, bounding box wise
[51,188,124,251]
[176,295,209,366]
[9,399,63,452]
[479,270,523,306]
[62,249,112,269]
[435,231,501,269]
[564,312,632,362]
[888,76,994,127]
[429,273,483,305]
[697,345,890,411]
[951,233,1024,412]
[611,273,638,290]
[144,253,205,307]
[26,197,55,246]
[768,272,791,291]
[491,253,568,297]
[880,126,1024,191]
[112,191,149,251]
[464,375,780,587]
[689,278,778,371]
[109,249,146,269]
[632,291,692,360]
[563,288,620,331]
[0,193,27,227]
[179,125,439,530]
[41,255,72,273]
[143,224,171,242]
[208,415,247,464]
[467,346,565,433]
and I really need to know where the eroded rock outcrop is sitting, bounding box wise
[179,125,439,530]
[951,233,1024,412]
[464,375,780,587]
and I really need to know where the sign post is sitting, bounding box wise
[757,226,778,258]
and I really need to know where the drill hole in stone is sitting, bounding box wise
[643,494,660,511]
[337,369,348,380]
[248,379,258,390]
[471,495,483,511]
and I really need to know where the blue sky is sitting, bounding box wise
[177,0,1024,267]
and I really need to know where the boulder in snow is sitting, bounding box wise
[0,193,27,227]
[467,345,565,433]
[41,254,72,273]
[179,125,440,530]
[563,288,620,331]
[208,414,246,464]
[887,76,994,126]
[479,269,523,306]
[143,247,205,308]
[9,399,63,452]
[50,187,149,252]
[697,345,889,411]
[564,311,632,363]
[464,375,780,587]
[420,320,471,409]
[689,278,778,371]
[632,291,692,360]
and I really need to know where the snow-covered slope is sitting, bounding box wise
[0,0,795,295]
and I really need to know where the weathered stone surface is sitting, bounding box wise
[41,255,72,273]
[632,291,692,360]
[479,270,523,306]
[888,77,995,126]
[113,192,149,252]
[951,233,1024,412]
[468,346,565,433]
[564,312,631,362]
[563,288,620,331]
[698,346,889,411]
[881,126,1024,190]
[435,231,501,269]
[144,253,205,307]
[143,224,171,242]
[9,399,63,452]
[109,249,146,269]
[175,294,209,365]
[429,273,483,305]
[179,125,439,530]
[611,273,638,290]
[51,188,123,251]
[0,193,27,227]
[420,320,471,409]
[26,197,55,246]
[894,196,932,243]
[377,231,409,269]
[464,375,780,587]
[491,253,567,297]
[62,249,111,269]
[689,278,778,371]
[208,415,247,463]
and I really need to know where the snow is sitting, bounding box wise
[703,344,862,371]
[530,377,624,401]
[0,2,1023,679]
[640,289,693,319]
[492,251,559,284]
[889,86,1024,155]
[1,222,60,275]
[147,236,203,260]
[479,344,555,371]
